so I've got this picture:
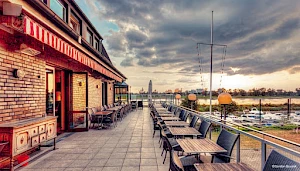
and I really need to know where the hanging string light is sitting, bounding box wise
[219,46,227,89]
[197,44,205,90]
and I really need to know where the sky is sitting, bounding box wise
[75,0,300,93]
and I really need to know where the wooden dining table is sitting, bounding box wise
[164,121,189,127]
[106,106,122,111]
[169,127,201,138]
[194,163,255,171]
[157,111,173,114]
[93,111,113,129]
[176,139,227,154]
[158,114,174,117]
[160,117,180,121]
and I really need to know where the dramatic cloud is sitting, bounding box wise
[81,0,300,91]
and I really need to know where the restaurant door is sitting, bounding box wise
[68,72,89,131]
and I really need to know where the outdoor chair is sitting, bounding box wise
[131,101,137,110]
[102,110,117,128]
[117,107,124,121]
[151,112,160,137]
[178,110,186,120]
[189,115,199,128]
[170,150,198,171]
[138,101,143,109]
[161,136,186,164]
[263,150,300,171]
[182,112,190,122]
[88,108,100,129]
[209,129,240,163]
[197,120,212,139]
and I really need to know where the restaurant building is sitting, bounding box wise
[0,0,126,168]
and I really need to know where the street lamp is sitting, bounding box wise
[188,93,197,110]
[217,92,232,121]
[175,94,181,106]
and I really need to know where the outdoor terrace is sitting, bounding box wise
[18,104,300,171]
[19,107,169,171]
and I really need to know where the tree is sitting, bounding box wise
[219,101,238,115]
[180,96,199,111]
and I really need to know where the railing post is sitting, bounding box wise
[209,127,212,139]
[236,132,240,163]
[261,141,267,171]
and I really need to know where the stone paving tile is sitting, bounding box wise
[64,168,84,171]
[110,152,127,159]
[87,159,108,167]
[140,166,158,171]
[121,166,140,171]
[68,159,91,168]
[125,152,141,159]
[140,159,157,166]
[141,152,157,159]
[105,158,124,167]
[83,167,103,171]
[102,167,121,171]
[122,158,141,166]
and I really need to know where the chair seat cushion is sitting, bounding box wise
[180,156,198,166]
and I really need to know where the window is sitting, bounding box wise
[86,29,93,45]
[95,38,99,51]
[41,0,47,4]
[70,11,80,34]
[50,0,66,21]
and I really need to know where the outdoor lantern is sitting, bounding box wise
[188,94,197,101]
[175,94,181,99]
[218,92,232,121]
[188,93,197,109]
[175,94,181,106]
[218,92,232,105]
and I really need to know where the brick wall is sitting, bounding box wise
[72,73,86,111]
[0,47,46,123]
[88,76,102,108]
[107,83,114,105]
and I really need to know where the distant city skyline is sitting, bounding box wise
[76,0,300,93]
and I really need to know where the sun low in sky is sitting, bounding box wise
[76,0,300,93]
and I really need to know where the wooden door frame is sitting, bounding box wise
[68,72,89,132]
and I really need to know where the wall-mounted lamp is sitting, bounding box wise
[13,69,25,78]
[55,91,61,101]
[96,85,99,88]
[78,81,82,86]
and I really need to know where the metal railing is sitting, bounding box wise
[161,103,300,171]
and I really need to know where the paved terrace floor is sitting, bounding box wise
[20,108,170,171]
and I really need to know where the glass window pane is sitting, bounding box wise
[50,0,65,21]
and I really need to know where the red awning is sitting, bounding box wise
[22,16,122,82]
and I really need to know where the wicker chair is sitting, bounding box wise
[210,129,240,163]
[189,115,199,128]
[198,120,212,139]
[150,112,160,137]
[170,150,198,171]
[178,110,186,121]
[88,108,99,129]
[263,150,300,171]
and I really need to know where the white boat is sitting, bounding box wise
[249,107,264,115]
[263,112,284,121]
[291,118,300,125]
